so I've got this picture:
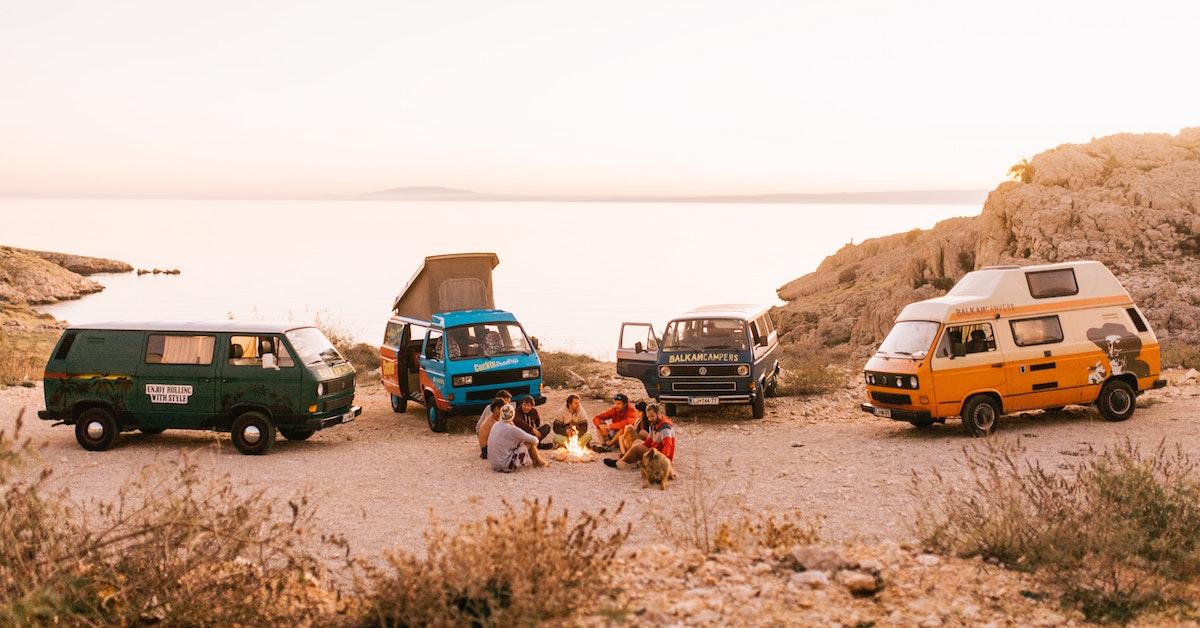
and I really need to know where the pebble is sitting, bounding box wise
[915,553,941,567]
[790,570,830,589]
[837,569,881,596]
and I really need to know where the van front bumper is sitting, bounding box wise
[660,394,752,405]
[860,403,932,421]
[305,405,361,430]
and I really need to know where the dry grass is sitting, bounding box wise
[314,311,380,375]
[645,455,820,555]
[773,342,848,397]
[0,305,58,386]
[0,410,338,626]
[914,439,1200,623]
[1161,342,1200,369]
[539,350,607,388]
[352,499,630,627]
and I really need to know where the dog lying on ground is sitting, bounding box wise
[641,448,674,490]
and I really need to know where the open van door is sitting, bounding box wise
[616,322,659,395]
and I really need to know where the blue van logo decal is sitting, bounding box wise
[474,357,520,373]
[146,384,193,404]
[668,352,740,364]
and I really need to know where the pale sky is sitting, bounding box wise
[1,0,1196,198]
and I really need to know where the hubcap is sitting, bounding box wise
[86,421,105,440]
[974,405,995,429]
[243,424,262,444]
[1111,389,1132,414]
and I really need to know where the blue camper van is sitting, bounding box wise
[616,304,782,419]
[379,253,546,432]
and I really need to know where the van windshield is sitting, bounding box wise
[877,321,939,359]
[663,318,749,352]
[446,323,532,360]
[286,328,346,366]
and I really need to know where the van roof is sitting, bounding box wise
[673,304,768,321]
[392,309,519,329]
[65,320,314,334]
[896,260,1134,324]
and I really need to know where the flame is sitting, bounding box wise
[564,433,586,457]
[553,431,596,462]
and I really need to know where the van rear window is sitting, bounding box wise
[1025,269,1078,299]
[145,335,216,365]
[1126,308,1149,333]
[53,331,78,360]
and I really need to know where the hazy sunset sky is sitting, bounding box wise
[1,0,1196,198]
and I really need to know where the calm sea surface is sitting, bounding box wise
[0,199,978,358]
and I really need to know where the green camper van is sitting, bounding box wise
[37,321,361,455]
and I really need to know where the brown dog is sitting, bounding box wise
[641,448,674,490]
[617,424,638,456]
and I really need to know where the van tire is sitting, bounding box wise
[664,404,677,417]
[961,395,999,437]
[231,411,276,455]
[280,428,315,441]
[390,394,407,414]
[426,396,448,433]
[138,427,166,435]
[751,394,766,419]
[911,418,935,429]
[1097,380,1136,422]
[75,407,118,451]
[765,376,779,398]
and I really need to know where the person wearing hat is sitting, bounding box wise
[513,394,554,449]
[477,397,507,460]
[487,402,548,472]
[604,403,675,469]
[591,393,639,451]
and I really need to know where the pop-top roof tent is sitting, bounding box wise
[391,252,499,321]
[896,261,1133,324]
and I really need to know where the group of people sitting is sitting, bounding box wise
[475,391,677,473]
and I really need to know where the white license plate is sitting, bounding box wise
[341,410,357,423]
[689,397,720,406]
[873,408,892,418]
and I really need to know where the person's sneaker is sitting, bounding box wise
[603,458,619,469]
[480,447,488,459]
[537,443,554,450]
[591,443,612,453]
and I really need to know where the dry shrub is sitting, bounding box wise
[0,410,336,626]
[314,311,380,374]
[1161,342,1200,369]
[354,499,630,627]
[915,439,1200,623]
[539,350,605,388]
[647,456,820,554]
[773,341,847,397]
[0,331,53,386]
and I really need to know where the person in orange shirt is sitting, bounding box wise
[604,403,675,469]
[591,393,639,452]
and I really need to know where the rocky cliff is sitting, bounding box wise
[776,128,1200,350]
[0,246,130,305]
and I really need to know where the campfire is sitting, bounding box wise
[550,432,597,463]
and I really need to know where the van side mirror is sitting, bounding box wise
[634,341,645,354]
[950,342,967,358]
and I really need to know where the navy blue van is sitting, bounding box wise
[616,304,782,418]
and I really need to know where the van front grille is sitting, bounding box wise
[667,364,744,377]
[466,385,530,402]
[871,391,911,405]
[673,381,737,392]
[469,368,530,386]
[324,376,354,396]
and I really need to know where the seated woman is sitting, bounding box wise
[551,394,592,448]
[603,404,675,470]
[487,403,548,472]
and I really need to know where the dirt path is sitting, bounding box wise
[2,374,1199,556]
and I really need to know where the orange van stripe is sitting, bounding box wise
[947,295,1132,322]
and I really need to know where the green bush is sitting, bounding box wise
[915,440,1200,623]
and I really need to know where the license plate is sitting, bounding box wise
[689,397,720,406]
[874,408,892,418]
[341,410,357,424]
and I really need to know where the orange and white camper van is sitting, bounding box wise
[861,261,1166,436]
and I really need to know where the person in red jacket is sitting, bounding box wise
[591,393,639,452]
[604,404,675,469]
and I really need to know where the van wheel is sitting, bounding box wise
[426,397,448,433]
[765,376,779,398]
[390,394,408,414]
[75,407,118,451]
[751,394,766,419]
[1097,380,1136,422]
[911,418,935,429]
[138,427,166,435]
[280,428,315,441]
[664,403,677,417]
[231,411,276,455]
[1044,406,1065,414]
[961,396,999,437]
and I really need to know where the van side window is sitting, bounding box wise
[425,331,443,361]
[54,331,78,360]
[146,335,216,365]
[1025,269,1078,299]
[383,321,403,346]
[228,335,295,367]
[1126,308,1149,333]
[1010,315,1065,347]
[936,323,996,357]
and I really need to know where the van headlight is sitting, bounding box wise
[452,375,473,387]
[659,365,671,377]
[907,376,919,388]
[522,368,540,379]
[316,383,326,396]
[736,365,750,376]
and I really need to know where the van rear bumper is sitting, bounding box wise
[37,409,62,421]
[860,403,932,421]
[1152,379,1168,390]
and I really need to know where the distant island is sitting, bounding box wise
[359,186,988,205]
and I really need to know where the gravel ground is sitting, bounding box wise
[2,371,1199,557]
